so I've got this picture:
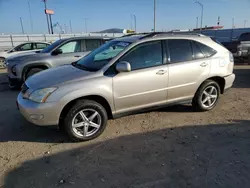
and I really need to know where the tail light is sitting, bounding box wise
[229,52,234,62]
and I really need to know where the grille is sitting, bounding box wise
[21,83,29,94]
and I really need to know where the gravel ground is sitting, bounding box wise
[0,66,250,188]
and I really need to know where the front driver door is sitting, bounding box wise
[113,41,168,114]
[50,40,83,67]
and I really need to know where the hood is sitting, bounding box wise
[7,52,49,62]
[26,65,95,89]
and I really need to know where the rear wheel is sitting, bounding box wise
[192,80,220,111]
[63,100,108,142]
[25,68,44,80]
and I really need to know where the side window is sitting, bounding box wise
[16,43,33,51]
[168,39,193,63]
[119,41,162,71]
[192,41,205,59]
[85,39,101,51]
[35,43,48,49]
[198,42,216,57]
[58,40,81,53]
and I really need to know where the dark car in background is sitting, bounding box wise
[6,36,111,88]
[222,32,250,62]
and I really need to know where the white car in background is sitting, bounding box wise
[0,42,50,68]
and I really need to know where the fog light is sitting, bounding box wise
[30,114,44,120]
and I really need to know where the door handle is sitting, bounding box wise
[74,55,81,58]
[156,70,167,75]
[200,62,208,67]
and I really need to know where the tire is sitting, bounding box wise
[63,100,108,142]
[25,68,44,80]
[192,80,221,112]
[0,57,6,69]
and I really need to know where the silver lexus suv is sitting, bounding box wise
[17,33,235,142]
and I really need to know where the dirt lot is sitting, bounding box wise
[0,66,250,188]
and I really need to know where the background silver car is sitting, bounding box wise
[6,37,110,88]
[0,42,50,69]
[17,33,235,142]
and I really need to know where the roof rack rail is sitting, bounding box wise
[140,32,207,39]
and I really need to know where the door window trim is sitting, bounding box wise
[52,39,82,54]
[117,40,165,72]
[190,40,206,60]
[166,39,194,64]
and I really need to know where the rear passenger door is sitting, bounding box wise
[166,39,211,102]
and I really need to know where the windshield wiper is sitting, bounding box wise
[71,62,97,72]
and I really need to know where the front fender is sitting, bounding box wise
[22,62,52,80]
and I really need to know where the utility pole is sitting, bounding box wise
[64,24,67,34]
[84,18,88,33]
[196,17,199,28]
[244,20,247,28]
[130,15,133,30]
[49,14,53,34]
[232,17,235,28]
[195,1,203,33]
[20,17,25,34]
[42,0,51,34]
[28,1,34,33]
[154,0,156,32]
[69,21,72,33]
[131,15,137,32]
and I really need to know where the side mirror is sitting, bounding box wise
[116,61,131,73]
[51,48,63,55]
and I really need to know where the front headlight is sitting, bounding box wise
[28,87,57,103]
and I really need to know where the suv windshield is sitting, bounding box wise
[238,33,250,41]
[76,40,131,71]
[40,39,63,53]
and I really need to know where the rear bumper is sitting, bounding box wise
[224,73,235,91]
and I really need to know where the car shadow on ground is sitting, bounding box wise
[233,68,250,88]
[3,120,250,188]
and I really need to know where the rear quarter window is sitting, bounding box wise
[197,42,217,57]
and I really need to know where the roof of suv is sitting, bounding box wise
[116,32,210,43]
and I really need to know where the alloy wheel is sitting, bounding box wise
[72,109,102,137]
[201,86,218,108]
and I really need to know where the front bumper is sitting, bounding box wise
[224,73,235,91]
[17,93,61,126]
[233,50,248,58]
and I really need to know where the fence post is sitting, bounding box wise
[27,35,30,41]
[44,34,47,42]
[10,35,14,47]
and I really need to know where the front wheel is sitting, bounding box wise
[25,68,44,80]
[192,80,220,111]
[63,100,108,142]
